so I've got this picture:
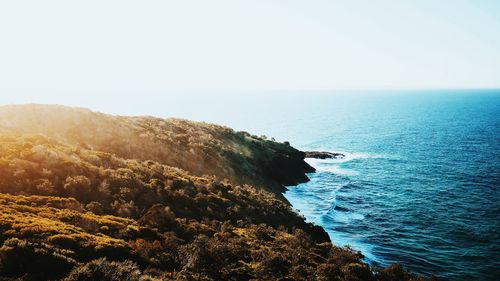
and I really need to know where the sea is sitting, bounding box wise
[139,89,500,280]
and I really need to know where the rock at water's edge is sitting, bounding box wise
[305,151,345,159]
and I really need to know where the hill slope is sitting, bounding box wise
[0,105,427,280]
[0,104,314,193]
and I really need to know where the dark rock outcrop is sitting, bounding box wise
[305,151,345,159]
[260,146,315,188]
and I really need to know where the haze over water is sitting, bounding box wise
[161,90,499,280]
[2,1,500,279]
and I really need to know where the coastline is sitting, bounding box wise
[0,104,429,280]
[284,151,380,263]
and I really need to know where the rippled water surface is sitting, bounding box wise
[165,90,500,280]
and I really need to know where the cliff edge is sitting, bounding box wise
[0,104,426,281]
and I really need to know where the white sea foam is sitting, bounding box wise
[305,151,389,176]
[333,212,366,223]
[326,231,377,262]
[285,178,376,263]
[287,152,383,263]
[318,166,360,176]
[306,151,387,165]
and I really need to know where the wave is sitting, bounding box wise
[305,150,390,176]
[323,228,378,263]
[297,150,382,263]
[324,199,365,224]
[332,211,366,223]
[306,151,387,164]
[318,166,359,176]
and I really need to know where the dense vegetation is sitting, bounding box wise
[0,105,429,280]
[0,104,314,193]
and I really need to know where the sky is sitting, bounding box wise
[0,0,499,110]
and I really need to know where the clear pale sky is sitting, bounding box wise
[0,0,499,106]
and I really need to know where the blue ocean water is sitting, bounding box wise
[280,92,500,280]
[160,90,500,280]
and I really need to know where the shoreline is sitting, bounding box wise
[286,151,380,263]
[0,104,430,280]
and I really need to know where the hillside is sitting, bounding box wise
[0,105,427,280]
[0,104,314,194]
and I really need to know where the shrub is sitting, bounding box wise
[64,176,92,199]
[179,235,214,273]
[139,204,176,231]
[86,201,105,215]
[63,258,142,281]
[341,263,375,281]
[0,238,77,280]
[258,252,291,276]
